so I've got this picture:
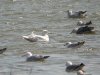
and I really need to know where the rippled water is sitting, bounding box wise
[0,0,100,75]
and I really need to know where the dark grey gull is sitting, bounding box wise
[66,61,85,72]
[64,41,85,48]
[71,26,95,34]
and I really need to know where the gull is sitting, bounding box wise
[77,20,92,26]
[64,41,85,48]
[77,70,92,75]
[66,61,85,72]
[35,30,49,42]
[22,30,49,42]
[22,52,50,62]
[77,70,85,75]
[67,10,87,18]
[71,26,95,34]
[22,31,38,42]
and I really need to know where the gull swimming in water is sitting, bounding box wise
[22,31,38,42]
[66,61,85,72]
[77,20,92,26]
[64,41,85,48]
[0,48,7,54]
[22,30,49,42]
[22,52,50,62]
[77,70,85,75]
[71,26,95,34]
[77,70,92,75]
[35,30,49,42]
[67,10,87,18]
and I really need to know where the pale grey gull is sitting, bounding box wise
[67,10,87,18]
[22,52,50,62]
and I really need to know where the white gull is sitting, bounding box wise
[22,30,49,42]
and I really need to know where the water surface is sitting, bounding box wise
[0,0,100,75]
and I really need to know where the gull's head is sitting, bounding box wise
[64,42,72,46]
[77,70,84,75]
[68,42,72,44]
[78,21,84,24]
[31,31,34,35]
[31,31,36,36]
[66,61,73,66]
[77,21,84,26]
[42,30,48,35]
[27,52,33,56]
[22,52,33,57]
[67,10,73,14]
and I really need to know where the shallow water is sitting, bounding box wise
[0,0,100,75]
